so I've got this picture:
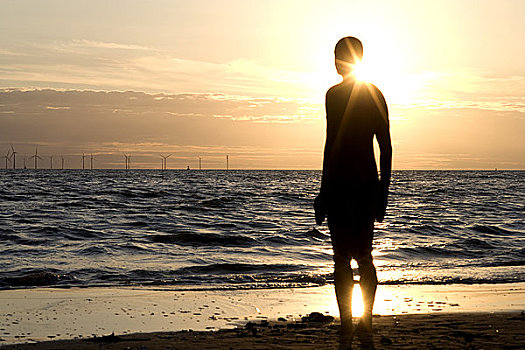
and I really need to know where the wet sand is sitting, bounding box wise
[2,312,525,349]
[1,283,524,348]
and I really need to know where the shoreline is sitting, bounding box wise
[1,282,524,347]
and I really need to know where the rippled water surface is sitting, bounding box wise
[0,170,523,289]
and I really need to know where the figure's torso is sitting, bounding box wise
[325,80,384,186]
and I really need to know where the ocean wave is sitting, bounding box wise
[76,245,111,255]
[5,235,53,246]
[55,200,86,207]
[0,271,77,288]
[380,276,525,285]
[260,235,292,245]
[406,224,453,234]
[482,260,525,267]
[175,263,305,275]
[113,188,168,199]
[199,196,238,209]
[149,232,257,247]
[469,224,514,236]
[63,227,103,240]
[302,228,330,239]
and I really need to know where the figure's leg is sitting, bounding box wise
[334,253,354,334]
[355,252,377,331]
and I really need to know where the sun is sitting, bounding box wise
[352,61,374,83]
[351,58,421,105]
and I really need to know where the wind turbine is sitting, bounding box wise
[2,149,11,169]
[124,154,131,169]
[28,148,43,169]
[160,154,172,170]
[90,153,94,170]
[49,155,53,169]
[81,153,86,170]
[10,145,16,169]
[61,156,64,170]
[226,155,229,170]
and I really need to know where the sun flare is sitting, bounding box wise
[351,59,421,105]
[352,61,372,83]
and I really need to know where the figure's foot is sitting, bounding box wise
[355,317,373,334]
[338,335,353,350]
[338,318,353,349]
[339,328,353,350]
[354,317,375,349]
[339,316,353,335]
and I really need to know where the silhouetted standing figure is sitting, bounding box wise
[315,37,392,342]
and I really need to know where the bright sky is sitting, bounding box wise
[1,0,524,169]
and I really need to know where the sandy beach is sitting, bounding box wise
[1,283,524,349]
[3,312,524,349]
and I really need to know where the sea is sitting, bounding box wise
[0,170,523,290]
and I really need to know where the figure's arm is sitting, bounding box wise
[374,87,391,186]
[375,88,392,222]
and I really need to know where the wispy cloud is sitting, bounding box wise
[0,39,325,99]
[397,69,525,113]
[64,39,156,51]
[0,88,321,123]
[398,99,525,113]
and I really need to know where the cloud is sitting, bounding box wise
[1,88,322,122]
[398,99,525,113]
[64,39,156,52]
[0,39,325,99]
[398,69,525,113]
[46,106,70,110]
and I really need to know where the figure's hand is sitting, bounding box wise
[376,185,388,222]
[314,194,327,225]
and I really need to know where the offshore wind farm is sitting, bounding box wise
[0,146,233,170]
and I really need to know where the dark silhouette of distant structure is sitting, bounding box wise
[2,149,11,169]
[10,145,16,169]
[226,155,229,170]
[82,153,86,170]
[29,148,43,169]
[198,157,202,170]
[314,36,392,343]
[124,154,131,169]
[160,154,172,170]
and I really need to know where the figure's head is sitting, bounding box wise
[334,36,363,77]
